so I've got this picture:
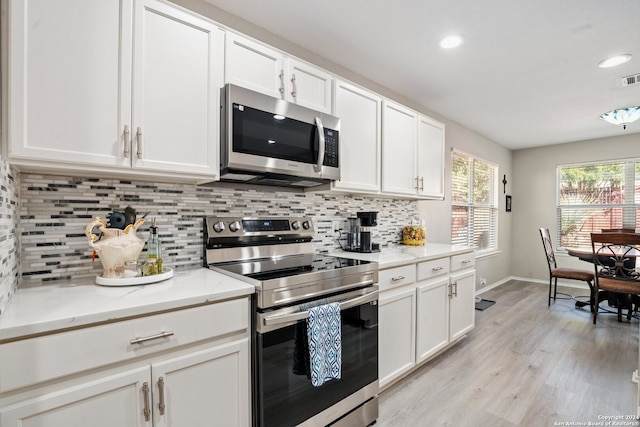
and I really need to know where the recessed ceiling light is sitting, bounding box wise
[598,54,632,68]
[440,35,464,49]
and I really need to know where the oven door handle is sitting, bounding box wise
[263,289,378,327]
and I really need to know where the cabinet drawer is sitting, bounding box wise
[416,258,450,281]
[451,252,475,271]
[0,298,249,393]
[379,265,416,291]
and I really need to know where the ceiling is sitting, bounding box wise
[203,0,640,150]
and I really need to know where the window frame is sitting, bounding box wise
[451,149,499,256]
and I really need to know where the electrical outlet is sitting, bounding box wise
[332,220,342,233]
[480,277,487,287]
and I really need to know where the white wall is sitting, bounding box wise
[512,132,640,281]
[419,123,512,291]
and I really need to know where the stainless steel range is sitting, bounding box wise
[205,216,379,427]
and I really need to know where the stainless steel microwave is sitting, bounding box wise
[220,83,340,188]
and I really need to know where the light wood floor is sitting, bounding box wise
[377,280,640,427]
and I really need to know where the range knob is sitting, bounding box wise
[302,221,311,230]
[213,221,225,233]
[291,220,301,230]
[229,221,241,232]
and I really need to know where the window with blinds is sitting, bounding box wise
[451,150,499,253]
[557,160,640,248]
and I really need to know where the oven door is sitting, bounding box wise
[255,287,378,427]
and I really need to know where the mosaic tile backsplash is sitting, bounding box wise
[19,174,420,286]
[0,158,19,315]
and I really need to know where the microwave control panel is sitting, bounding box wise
[324,129,339,167]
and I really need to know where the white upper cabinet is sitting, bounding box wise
[225,32,284,99]
[132,0,223,176]
[417,114,445,199]
[225,32,333,113]
[381,100,445,199]
[8,0,132,168]
[7,0,223,180]
[285,58,333,113]
[382,100,419,196]
[332,80,381,193]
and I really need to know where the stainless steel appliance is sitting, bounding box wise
[204,216,379,427]
[343,212,380,253]
[220,84,341,188]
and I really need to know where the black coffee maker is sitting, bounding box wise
[344,211,380,253]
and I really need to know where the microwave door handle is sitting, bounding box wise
[314,117,325,173]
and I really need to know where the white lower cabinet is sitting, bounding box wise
[378,251,475,389]
[379,287,416,388]
[0,367,150,426]
[416,277,450,363]
[151,341,249,427]
[449,269,476,342]
[0,299,250,427]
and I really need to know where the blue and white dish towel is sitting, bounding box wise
[306,302,342,387]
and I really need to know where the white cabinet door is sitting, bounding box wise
[225,33,333,113]
[416,277,450,363]
[132,0,223,176]
[417,115,445,199]
[286,58,333,113]
[0,367,150,427]
[449,270,476,342]
[333,80,381,192]
[381,100,418,196]
[151,339,250,427]
[225,32,283,99]
[379,287,416,388]
[8,0,133,168]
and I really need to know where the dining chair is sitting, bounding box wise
[590,232,640,324]
[539,228,595,310]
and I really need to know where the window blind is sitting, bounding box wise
[451,150,498,251]
[556,159,639,248]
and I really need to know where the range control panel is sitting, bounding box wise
[205,216,314,238]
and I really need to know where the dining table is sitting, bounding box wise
[565,245,640,318]
[566,246,640,263]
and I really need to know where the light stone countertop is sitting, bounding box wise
[0,268,255,342]
[330,243,474,269]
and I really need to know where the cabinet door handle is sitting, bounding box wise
[420,176,424,191]
[142,382,151,421]
[461,260,471,264]
[279,70,285,98]
[158,376,166,415]
[123,125,130,157]
[290,74,297,98]
[415,176,419,190]
[391,275,406,282]
[136,127,143,159]
[432,266,443,272]
[130,330,174,345]
[453,281,458,297]
[448,283,453,298]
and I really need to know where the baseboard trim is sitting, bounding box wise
[475,275,591,297]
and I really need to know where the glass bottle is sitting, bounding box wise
[145,218,163,275]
